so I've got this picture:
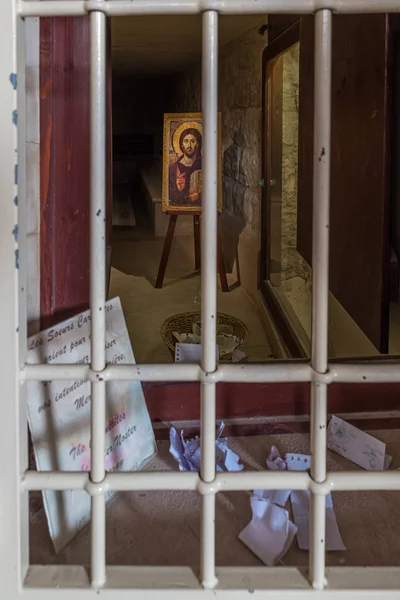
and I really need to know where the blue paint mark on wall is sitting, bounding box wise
[9,73,17,90]
[14,196,18,206]
[12,225,18,242]
[14,164,18,185]
[15,249,19,269]
[12,110,17,126]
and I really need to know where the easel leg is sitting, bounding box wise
[193,215,201,271]
[155,214,178,289]
[217,231,229,292]
[235,244,241,286]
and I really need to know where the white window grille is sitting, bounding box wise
[2,0,400,598]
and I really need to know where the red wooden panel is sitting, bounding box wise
[40,17,112,329]
[143,380,400,424]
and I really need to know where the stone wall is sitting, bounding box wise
[281,43,311,286]
[170,26,267,290]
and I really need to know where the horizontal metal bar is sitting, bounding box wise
[18,0,400,18]
[22,471,88,491]
[330,363,400,383]
[215,471,310,492]
[327,471,400,491]
[21,363,201,382]
[21,361,400,384]
[21,470,199,492]
[22,469,400,494]
[218,363,311,382]
[22,565,400,596]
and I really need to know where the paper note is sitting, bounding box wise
[174,343,219,363]
[290,490,346,551]
[239,496,297,566]
[267,445,287,471]
[286,453,311,472]
[232,349,247,363]
[253,488,291,507]
[254,446,290,506]
[169,422,243,472]
[327,415,386,471]
[286,452,345,552]
[26,297,157,553]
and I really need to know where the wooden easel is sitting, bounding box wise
[155,211,229,291]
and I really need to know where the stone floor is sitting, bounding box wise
[30,429,400,568]
[108,226,273,363]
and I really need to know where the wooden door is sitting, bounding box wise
[297,14,391,353]
[40,16,113,329]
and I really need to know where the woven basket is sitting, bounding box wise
[160,311,249,362]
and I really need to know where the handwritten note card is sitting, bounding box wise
[327,415,385,471]
[26,297,156,553]
[175,343,219,363]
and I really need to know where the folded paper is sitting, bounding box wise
[239,496,297,566]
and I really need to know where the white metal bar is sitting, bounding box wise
[18,0,400,18]
[21,468,400,494]
[22,360,400,384]
[90,6,107,589]
[0,0,28,593]
[201,11,218,376]
[309,7,332,591]
[22,471,89,491]
[21,565,400,596]
[16,13,29,585]
[200,9,219,591]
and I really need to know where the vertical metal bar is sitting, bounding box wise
[200,9,218,591]
[17,12,29,581]
[90,7,107,588]
[310,8,332,590]
[0,0,29,591]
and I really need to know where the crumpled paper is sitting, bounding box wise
[239,495,297,566]
[169,422,244,472]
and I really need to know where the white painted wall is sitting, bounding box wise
[25,17,40,336]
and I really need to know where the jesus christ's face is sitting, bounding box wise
[182,134,198,159]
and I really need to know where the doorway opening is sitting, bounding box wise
[109,15,277,364]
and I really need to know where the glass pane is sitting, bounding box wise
[266,42,312,352]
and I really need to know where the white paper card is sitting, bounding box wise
[327,415,386,471]
[286,452,346,551]
[286,453,311,472]
[26,297,157,553]
[253,489,291,507]
[239,496,297,566]
[175,343,219,363]
[290,490,346,551]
